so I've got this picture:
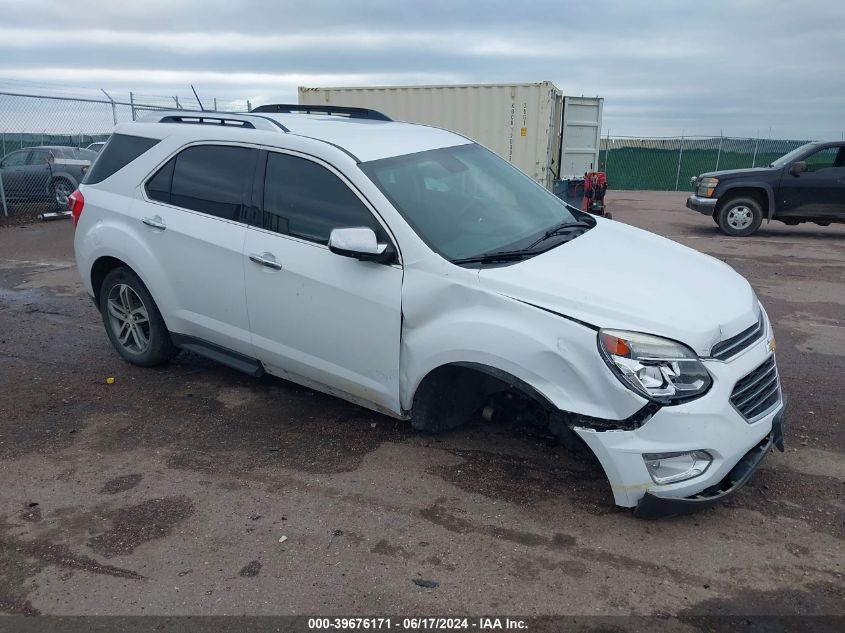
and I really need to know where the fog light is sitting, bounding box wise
[643,450,712,484]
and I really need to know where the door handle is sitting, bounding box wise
[141,215,166,230]
[249,252,283,271]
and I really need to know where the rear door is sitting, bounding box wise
[138,143,258,355]
[779,145,845,219]
[243,149,403,414]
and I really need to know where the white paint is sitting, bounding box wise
[74,111,782,510]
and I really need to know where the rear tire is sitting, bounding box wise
[717,197,763,237]
[51,178,73,209]
[99,267,174,367]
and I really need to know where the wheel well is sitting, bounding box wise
[715,188,767,217]
[49,175,73,188]
[409,362,554,432]
[91,256,129,304]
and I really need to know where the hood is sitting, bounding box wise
[478,219,759,356]
[697,166,775,179]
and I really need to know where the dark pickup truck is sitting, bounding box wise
[687,141,845,236]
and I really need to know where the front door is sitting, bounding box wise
[23,150,54,201]
[779,145,845,219]
[0,150,30,197]
[243,150,403,414]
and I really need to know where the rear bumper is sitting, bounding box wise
[686,195,718,215]
[633,407,784,518]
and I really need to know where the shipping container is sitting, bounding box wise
[298,82,603,190]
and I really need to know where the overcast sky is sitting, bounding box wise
[0,0,843,138]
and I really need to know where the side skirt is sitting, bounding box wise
[170,333,265,377]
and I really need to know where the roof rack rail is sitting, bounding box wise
[139,110,288,132]
[159,114,257,128]
[251,104,392,121]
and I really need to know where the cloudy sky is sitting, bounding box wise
[1,0,843,138]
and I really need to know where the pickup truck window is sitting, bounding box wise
[770,143,816,168]
[804,146,842,172]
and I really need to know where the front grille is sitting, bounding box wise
[710,312,765,360]
[730,356,781,421]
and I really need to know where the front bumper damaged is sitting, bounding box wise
[634,408,784,518]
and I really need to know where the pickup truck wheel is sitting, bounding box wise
[717,197,763,237]
[99,267,174,367]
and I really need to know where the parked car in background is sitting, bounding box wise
[687,141,845,236]
[86,142,107,153]
[0,146,97,207]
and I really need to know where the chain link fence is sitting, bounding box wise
[0,85,832,216]
[599,135,815,191]
[0,89,249,218]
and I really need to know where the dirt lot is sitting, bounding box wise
[0,191,843,619]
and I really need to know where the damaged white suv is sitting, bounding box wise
[72,105,785,517]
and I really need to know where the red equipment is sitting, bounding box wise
[582,171,610,218]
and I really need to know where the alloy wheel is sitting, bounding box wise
[106,284,151,354]
[53,181,72,206]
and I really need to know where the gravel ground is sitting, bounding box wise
[0,191,842,619]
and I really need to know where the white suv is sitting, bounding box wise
[72,105,785,517]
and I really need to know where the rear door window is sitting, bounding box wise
[146,158,175,204]
[27,150,51,165]
[168,145,255,221]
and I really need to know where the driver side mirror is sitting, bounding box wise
[789,161,807,176]
[328,227,394,263]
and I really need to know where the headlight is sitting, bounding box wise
[696,177,718,197]
[598,330,712,404]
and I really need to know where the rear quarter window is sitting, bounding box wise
[84,134,160,184]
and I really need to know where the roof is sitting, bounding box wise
[264,113,470,162]
[135,110,471,163]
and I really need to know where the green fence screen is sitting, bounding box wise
[599,136,812,191]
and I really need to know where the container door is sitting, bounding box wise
[560,97,604,178]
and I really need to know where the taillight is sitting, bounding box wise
[68,189,85,226]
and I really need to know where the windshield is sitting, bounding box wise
[360,143,586,262]
[770,143,817,168]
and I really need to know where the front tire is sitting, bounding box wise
[716,197,763,237]
[99,267,174,367]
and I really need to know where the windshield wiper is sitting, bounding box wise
[450,250,537,266]
[524,220,594,250]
